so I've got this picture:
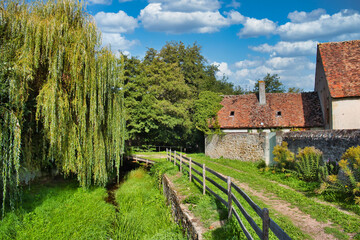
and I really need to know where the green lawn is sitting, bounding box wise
[134,151,360,240]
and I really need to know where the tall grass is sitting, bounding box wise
[112,167,185,240]
[0,179,116,239]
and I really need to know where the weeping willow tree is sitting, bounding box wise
[0,0,125,214]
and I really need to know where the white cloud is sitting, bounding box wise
[213,62,233,79]
[148,0,221,12]
[250,40,318,57]
[278,9,360,41]
[101,33,138,52]
[226,0,241,9]
[94,11,138,33]
[139,3,235,33]
[89,0,112,5]
[235,59,261,68]
[231,56,316,91]
[287,9,326,23]
[237,17,277,38]
[226,10,245,24]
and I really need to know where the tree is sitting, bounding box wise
[124,41,240,150]
[193,91,223,134]
[288,87,303,93]
[253,73,285,93]
[1,0,125,214]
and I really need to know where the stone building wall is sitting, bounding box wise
[205,133,266,162]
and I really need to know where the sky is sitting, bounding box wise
[86,0,360,91]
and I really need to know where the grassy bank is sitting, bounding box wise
[0,179,115,240]
[112,167,185,240]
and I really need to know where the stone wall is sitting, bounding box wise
[205,129,360,164]
[277,129,360,161]
[162,174,203,240]
[205,133,265,162]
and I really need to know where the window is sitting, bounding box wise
[230,111,235,117]
[276,111,282,117]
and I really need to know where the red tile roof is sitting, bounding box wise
[217,92,324,129]
[318,40,360,98]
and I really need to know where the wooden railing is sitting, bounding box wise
[166,149,291,240]
[127,155,156,165]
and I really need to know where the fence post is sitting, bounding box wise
[174,151,176,166]
[189,158,192,182]
[227,176,232,219]
[262,208,270,240]
[180,152,182,172]
[203,163,206,195]
[166,148,168,161]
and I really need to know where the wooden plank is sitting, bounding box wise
[205,167,227,182]
[270,219,292,240]
[232,193,262,239]
[231,182,262,217]
[232,208,254,240]
[205,185,228,207]
[191,160,202,168]
[205,176,227,194]
[192,167,202,177]
[192,175,203,186]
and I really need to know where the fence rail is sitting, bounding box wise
[166,149,291,240]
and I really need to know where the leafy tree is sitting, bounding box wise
[125,55,192,146]
[1,0,125,214]
[124,41,239,150]
[253,73,285,93]
[288,87,303,93]
[193,91,223,134]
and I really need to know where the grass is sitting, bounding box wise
[136,151,360,239]
[0,165,187,240]
[185,153,360,236]
[112,167,185,240]
[0,178,116,240]
[153,161,246,240]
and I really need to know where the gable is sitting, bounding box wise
[318,40,360,98]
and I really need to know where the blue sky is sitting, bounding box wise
[87,0,360,91]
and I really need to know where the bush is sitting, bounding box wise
[325,146,360,205]
[273,142,295,171]
[295,147,327,182]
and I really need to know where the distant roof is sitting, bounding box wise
[318,40,360,98]
[217,92,324,129]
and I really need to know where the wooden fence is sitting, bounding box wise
[166,149,291,240]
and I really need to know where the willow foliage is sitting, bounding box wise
[0,0,125,213]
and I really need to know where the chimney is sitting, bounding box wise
[259,81,266,105]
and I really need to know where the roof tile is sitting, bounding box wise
[217,92,324,129]
[318,40,360,98]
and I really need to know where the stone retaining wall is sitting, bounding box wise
[205,129,360,164]
[162,174,204,240]
[277,129,360,161]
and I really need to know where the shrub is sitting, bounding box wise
[326,146,360,205]
[295,147,327,182]
[273,142,295,171]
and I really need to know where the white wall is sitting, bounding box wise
[332,98,360,129]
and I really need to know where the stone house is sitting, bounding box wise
[206,40,360,163]
[315,40,360,129]
[217,81,324,133]
[205,81,324,163]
